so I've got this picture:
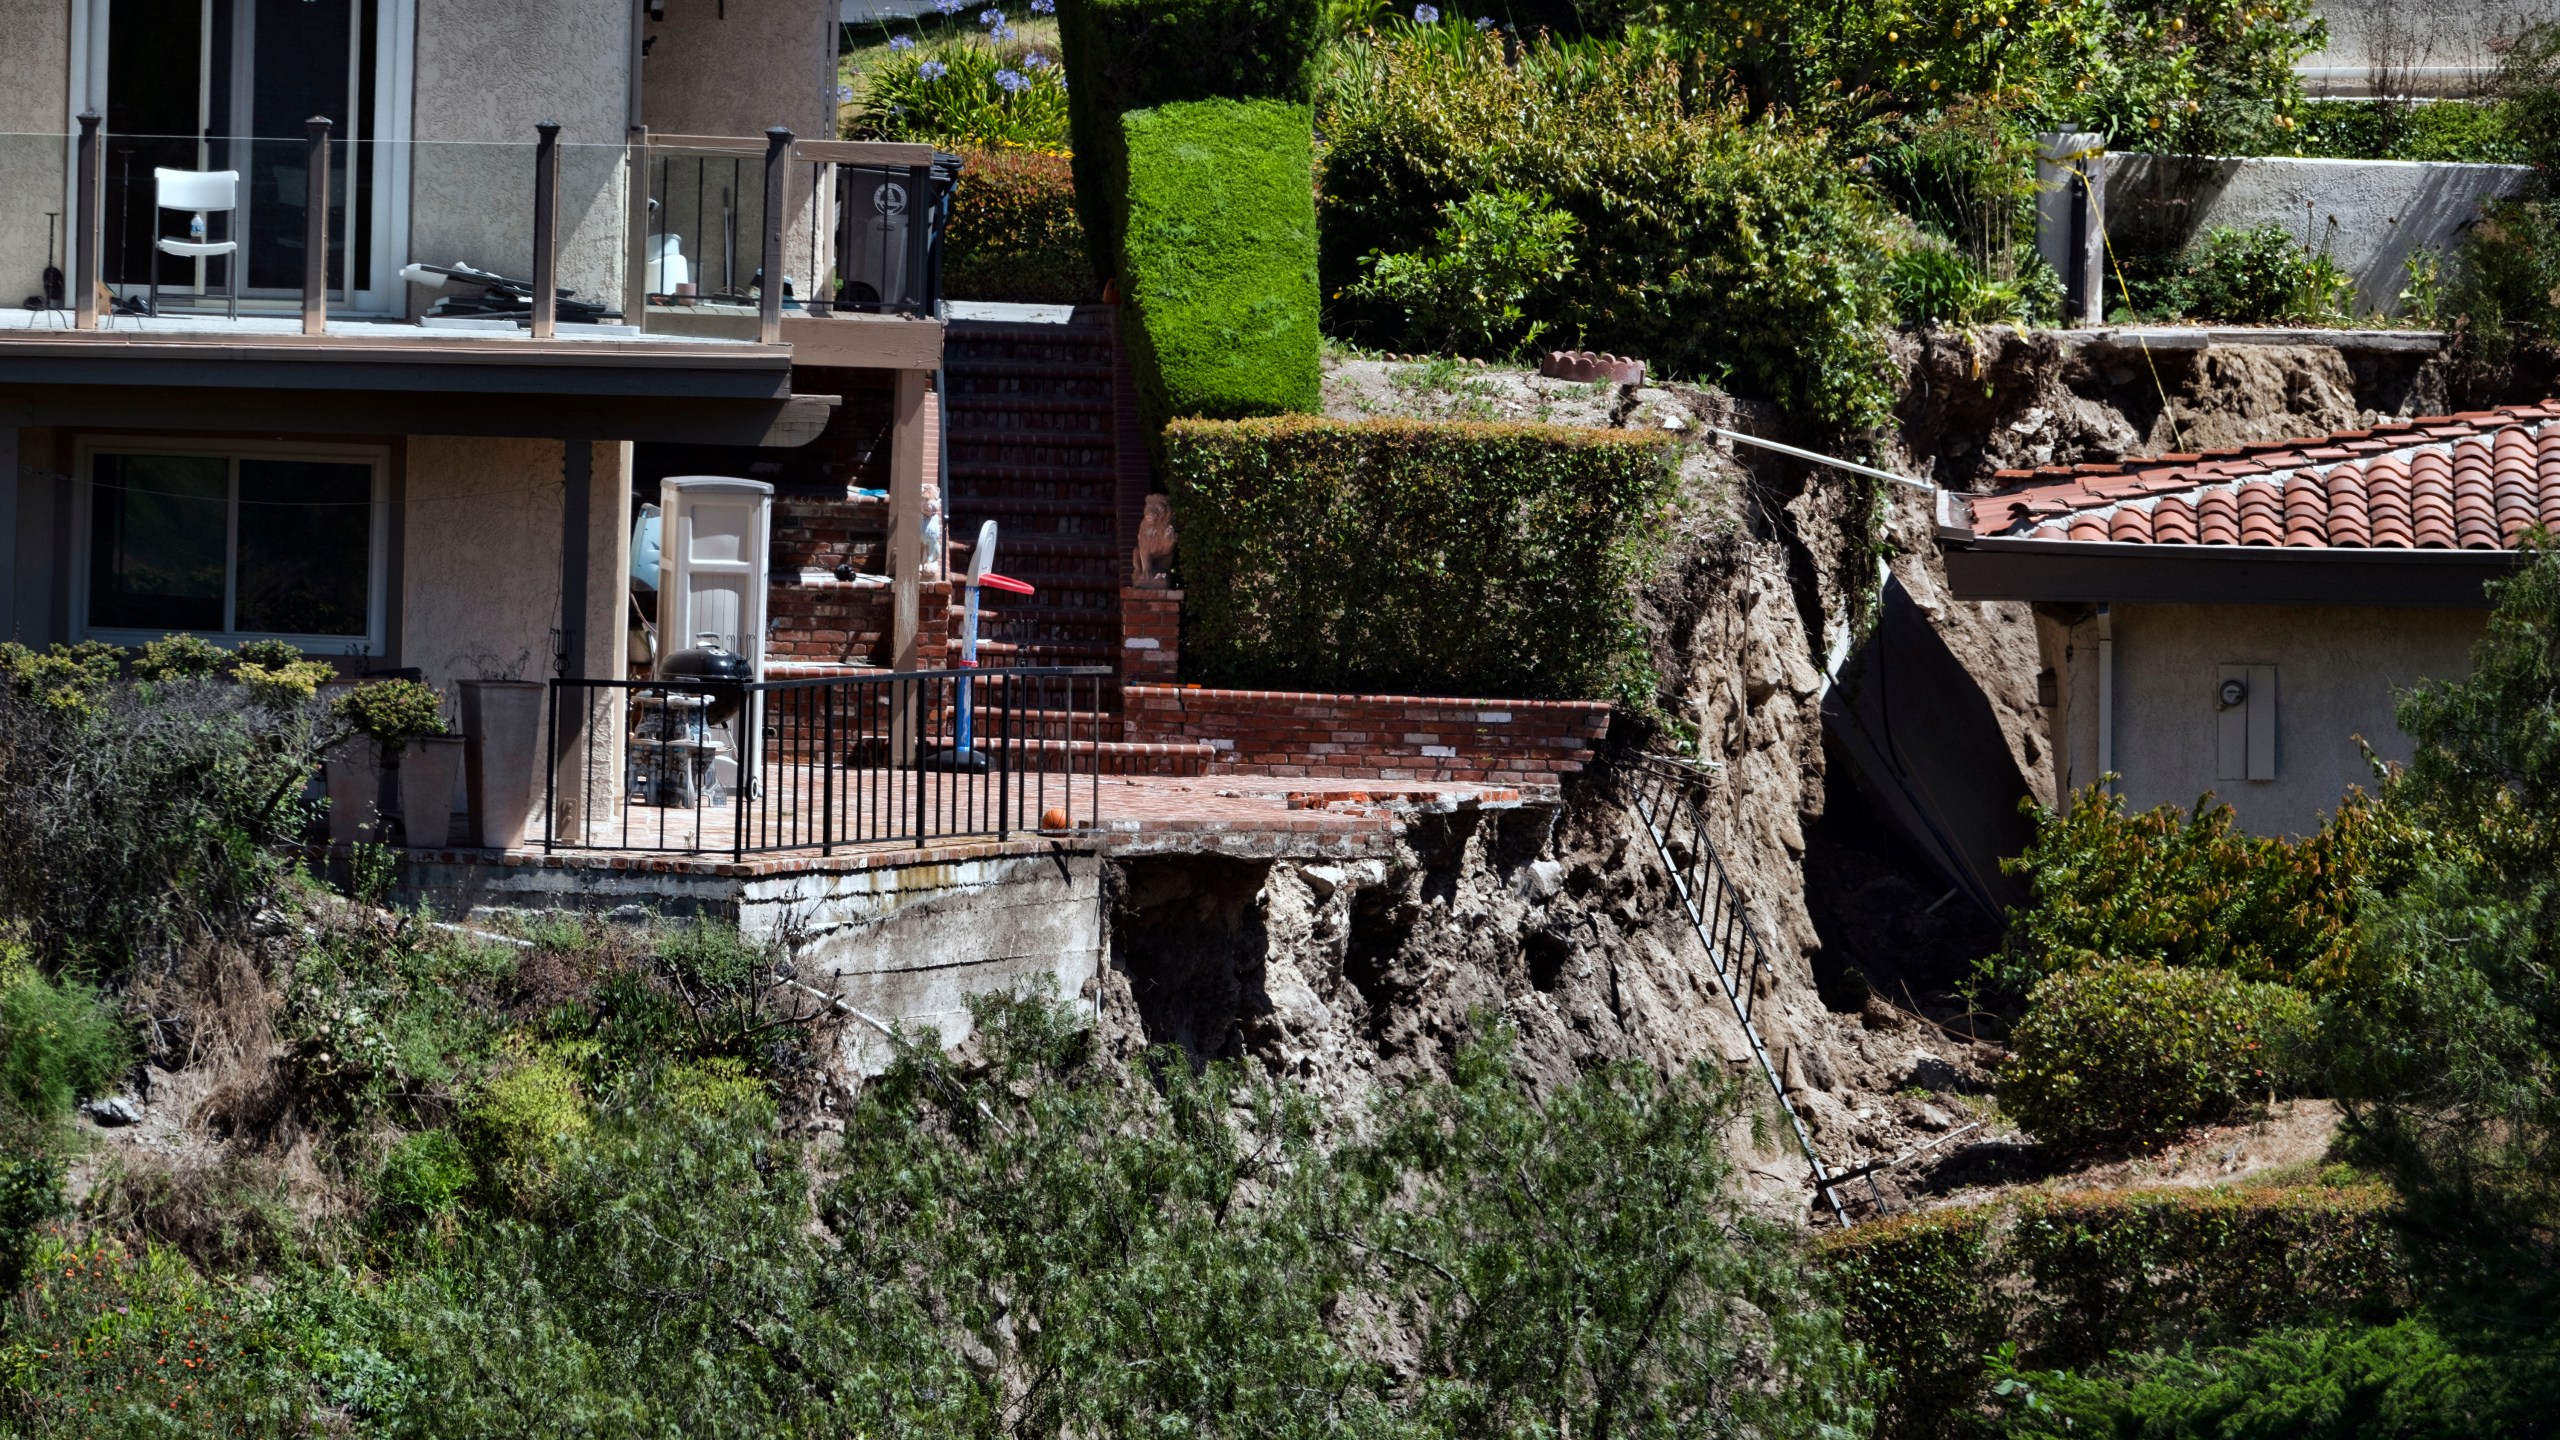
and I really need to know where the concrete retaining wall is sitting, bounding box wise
[2098,153,2535,317]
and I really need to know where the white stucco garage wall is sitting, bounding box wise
[2045,601,2487,836]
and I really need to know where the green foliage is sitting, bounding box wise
[1820,1185,2411,1438]
[1984,1316,2560,1440]
[460,1048,591,1209]
[279,916,518,1124]
[1817,1211,2002,1439]
[1999,962,2309,1147]
[2118,223,2359,322]
[1993,786,2428,996]
[331,679,447,756]
[1119,98,1323,425]
[2313,543,2560,1277]
[1317,28,1900,428]
[2,1236,317,1437]
[1344,188,1581,358]
[374,1129,473,1225]
[0,959,131,1120]
[1352,1036,1872,1438]
[2442,196,2560,372]
[0,1151,65,1298]
[0,652,330,978]
[129,634,229,683]
[1057,0,1324,274]
[1164,415,1676,698]
[1886,240,2056,328]
[2496,21,2560,175]
[2280,99,2526,164]
[850,33,1071,151]
[941,147,1100,302]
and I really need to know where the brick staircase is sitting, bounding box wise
[941,308,1133,673]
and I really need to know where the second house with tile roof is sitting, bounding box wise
[1936,404,2560,836]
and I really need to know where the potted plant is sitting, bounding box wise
[331,679,450,846]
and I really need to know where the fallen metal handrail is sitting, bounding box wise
[1626,753,1850,1227]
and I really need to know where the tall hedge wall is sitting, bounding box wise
[1162,416,1676,700]
[1817,1185,2412,1439]
[1120,100,1321,426]
[1056,0,1322,276]
[942,148,1101,304]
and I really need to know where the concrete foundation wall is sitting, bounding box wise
[2046,601,2485,836]
[400,848,1107,1075]
[2101,154,2534,317]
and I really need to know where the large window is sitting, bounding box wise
[79,441,388,653]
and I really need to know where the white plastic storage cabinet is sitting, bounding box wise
[656,476,774,677]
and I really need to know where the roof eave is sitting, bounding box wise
[1939,535,2526,607]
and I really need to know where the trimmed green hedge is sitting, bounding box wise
[1120,99,1320,426]
[1057,0,1322,277]
[1998,963,2311,1149]
[943,148,1100,304]
[1818,1185,2411,1439]
[1162,416,1675,700]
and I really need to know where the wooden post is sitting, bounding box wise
[889,368,929,672]
[624,126,651,327]
[531,121,561,338]
[759,126,790,344]
[302,116,332,335]
[74,113,101,330]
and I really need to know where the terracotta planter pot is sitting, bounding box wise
[399,735,466,849]
[461,680,546,850]
[323,739,384,845]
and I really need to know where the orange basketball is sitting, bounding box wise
[1041,806,1070,830]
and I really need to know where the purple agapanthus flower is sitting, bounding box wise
[979,7,1004,23]
[1030,0,1055,11]
[1025,51,1051,68]
[1413,4,1439,21]
[992,21,1015,38]
[935,0,966,12]
[889,33,917,49]
[918,59,949,79]
[995,68,1029,92]
[1475,14,1495,27]
[833,83,855,102]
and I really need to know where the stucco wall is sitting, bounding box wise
[0,0,71,308]
[2045,601,2486,836]
[399,435,628,694]
[641,0,834,299]
[410,0,633,312]
[2101,154,2534,318]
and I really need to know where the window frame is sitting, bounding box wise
[72,435,392,656]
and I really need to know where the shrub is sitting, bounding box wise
[462,1048,590,1208]
[0,1150,64,1298]
[1057,0,1324,276]
[375,1129,473,1224]
[1317,28,1899,428]
[332,678,447,756]
[850,33,1070,152]
[1999,962,2311,1147]
[1163,415,1676,698]
[0,960,130,1120]
[1985,1316,2560,1440]
[1119,98,1322,425]
[2282,98,2526,164]
[1819,1184,2411,1438]
[0,647,331,978]
[1993,787,2430,996]
[1887,240,2058,328]
[942,147,1099,302]
[1343,187,1580,358]
[2497,20,2560,176]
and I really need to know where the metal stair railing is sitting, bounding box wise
[1626,753,1850,1227]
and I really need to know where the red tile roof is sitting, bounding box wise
[1963,402,2560,550]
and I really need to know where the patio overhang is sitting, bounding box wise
[0,324,839,447]
[1938,533,2525,608]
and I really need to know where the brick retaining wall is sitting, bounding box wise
[1124,685,1611,782]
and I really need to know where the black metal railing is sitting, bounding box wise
[1625,752,1851,1226]
[542,665,1108,859]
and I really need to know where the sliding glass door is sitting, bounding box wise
[99,0,404,311]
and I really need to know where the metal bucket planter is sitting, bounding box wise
[323,737,385,844]
[461,680,545,850]
[400,734,466,849]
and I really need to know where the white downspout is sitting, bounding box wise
[2095,604,2115,794]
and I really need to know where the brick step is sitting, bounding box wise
[944,496,1117,521]
[944,360,1115,383]
[952,637,1119,666]
[951,436,1115,459]
[943,393,1114,417]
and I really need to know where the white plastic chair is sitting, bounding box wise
[149,168,241,319]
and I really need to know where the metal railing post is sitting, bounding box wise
[759,126,791,344]
[74,113,103,329]
[302,116,332,335]
[531,119,561,338]
[543,681,560,854]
